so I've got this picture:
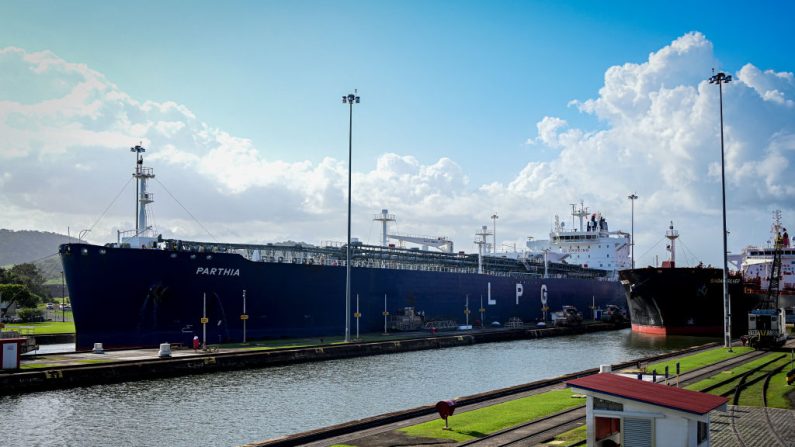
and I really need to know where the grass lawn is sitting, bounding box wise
[766,366,795,409]
[685,353,786,398]
[645,346,753,376]
[538,424,586,446]
[729,356,792,407]
[4,321,75,334]
[399,388,583,443]
[21,358,112,369]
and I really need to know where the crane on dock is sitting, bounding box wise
[747,211,788,349]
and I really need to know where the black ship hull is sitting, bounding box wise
[619,267,753,336]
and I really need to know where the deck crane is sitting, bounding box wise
[747,211,788,349]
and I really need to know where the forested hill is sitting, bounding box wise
[0,229,77,266]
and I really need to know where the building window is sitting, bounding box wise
[698,421,708,443]
[593,397,623,411]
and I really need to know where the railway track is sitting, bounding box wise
[457,350,790,447]
[457,406,585,447]
[677,352,790,447]
[255,343,794,447]
[760,362,791,447]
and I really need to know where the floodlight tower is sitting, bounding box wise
[628,193,638,268]
[342,90,360,343]
[709,70,732,349]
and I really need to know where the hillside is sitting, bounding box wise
[0,229,77,268]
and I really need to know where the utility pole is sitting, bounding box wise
[628,193,638,269]
[342,90,360,343]
[709,70,733,349]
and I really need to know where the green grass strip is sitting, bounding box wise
[765,366,795,409]
[685,353,784,395]
[399,388,583,442]
[20,363,61,369]
[538,424,586,446]
[646,346,753,376]
[3,321,75,334]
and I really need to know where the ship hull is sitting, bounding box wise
[620,267,753,337]
[61,243,626,350]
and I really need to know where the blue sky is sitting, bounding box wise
[1,1,794,267]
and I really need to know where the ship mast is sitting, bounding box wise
[131,144,155,236]
[372,209,396,247]
[474,225,492,274]
[572,201,589,232]
[665,221,679,267]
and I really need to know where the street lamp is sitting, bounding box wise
[491,213,498,254]
[342,90,360,343]
[628,193,638,269]
[709,70,732,349]
[61,271,65,323]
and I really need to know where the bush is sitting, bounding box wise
[17,307,45,322]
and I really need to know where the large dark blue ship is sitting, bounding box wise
[60,147,628,350]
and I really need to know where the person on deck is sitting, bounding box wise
[193,335,200,351]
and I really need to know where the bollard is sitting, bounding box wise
[158,343,172,358]
[92,343,104,354]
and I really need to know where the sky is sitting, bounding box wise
[1,1,794,268]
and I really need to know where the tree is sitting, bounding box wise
[4,263,47,298]
[0,283,41,315]
[17,307,44,322]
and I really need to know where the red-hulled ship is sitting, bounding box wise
[619,222,750,336]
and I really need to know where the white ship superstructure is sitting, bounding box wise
[526,203,631,276]
[730,210,795,308]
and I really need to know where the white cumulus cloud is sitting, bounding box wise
[1,34,794,268]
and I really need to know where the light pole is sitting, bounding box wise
[709,70,732,349]
[628,193,638,269]
[491,213,498,253]
[342,90,360,343]
[61,271,65,322]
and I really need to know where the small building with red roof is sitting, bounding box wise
[567,373,727,447]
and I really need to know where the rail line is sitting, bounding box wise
[458,350,788,447]
[761,362,791,447]
[457,406,585,446]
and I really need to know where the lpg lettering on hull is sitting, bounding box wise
[515,283,523,304]
[195,267,241,277]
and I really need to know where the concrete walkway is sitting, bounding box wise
[711,406,795,447]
